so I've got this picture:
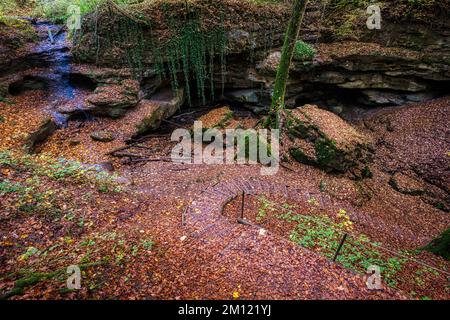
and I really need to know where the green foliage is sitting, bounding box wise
[34,0,134,22]
[257,195,276,222]
[141,239,155,250]
[328,0,369,10]
[0,0,17,17]
[0,180,25,195]
[293,40,316,61]
[276,206,408,287]
[160,12,227,106]
[0,150,121,215]
[0,96,12,104]
[89,6,228,106]
[254,196,421,289]
[0,150,119,188]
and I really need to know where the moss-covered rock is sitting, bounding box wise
[197,106,234,130]
[424,228,450,261]
[285,104,373,179]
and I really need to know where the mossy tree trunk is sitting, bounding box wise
[268,0,308,129]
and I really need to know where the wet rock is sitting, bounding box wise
[134,87,185,136]
[329,105,344,115]
[90,130,115,142]
[226,89,259,104]
[286,105,373,179]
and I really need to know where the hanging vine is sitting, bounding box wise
[84,1,229,105]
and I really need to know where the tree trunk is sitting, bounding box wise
[268,0,308,129]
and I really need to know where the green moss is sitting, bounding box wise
[289,120,310,139]
[314,138,339,168]
[361,166,373,179]
[0,271,60,300]
[423,228,450,261]
[216,111,233,129]
[434,202,445,211]
[136,108,162,135]
[0,16,38,48]
[289,148,315,166]
[293,40,316,61]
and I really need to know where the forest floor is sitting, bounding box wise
[0,2,449,300]
[1,83,449,299]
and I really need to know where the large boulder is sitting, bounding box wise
[24,117,57,153]
[197,106,234,130]
[133,87,185,136]
[86,79,140,118]
[286,105,374,179]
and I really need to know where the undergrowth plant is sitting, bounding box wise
[293,40,316,61]
[255,196,443,293]
[0,150,121,194]
[34,0,134,22]
[86,3,229,106]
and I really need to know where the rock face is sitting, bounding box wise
[72,0,288,66]
[0,17,38,75]
[70,1,450,111]
[286,105,373,179]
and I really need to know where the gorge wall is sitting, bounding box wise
[66,0,450,117]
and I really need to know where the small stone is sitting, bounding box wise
[69,139,81,146]
[258,228,267,236]
[329,105,344,114]
[98,161,114,172]
[90,130,115,142]
[180,236,187,241]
